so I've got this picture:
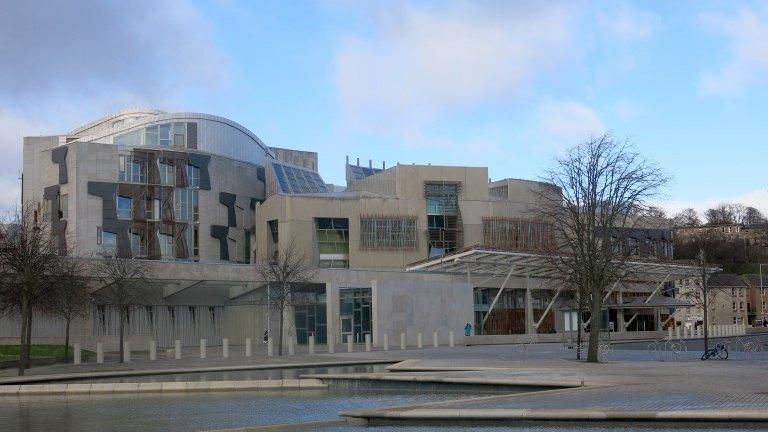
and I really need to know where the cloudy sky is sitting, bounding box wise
[1,0,767,217]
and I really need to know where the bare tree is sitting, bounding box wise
[253,240,316,356]
[705,203,746,225]
[90,252,150,363]
[0,204,61,376]
[672,208,701,228]
[646,206,667,220]
[534,133,669,362]
[743,206,766,225]
[48,257,89,363]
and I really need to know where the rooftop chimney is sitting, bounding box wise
[356,157,360,166]
[346,155,349,164]
[369,159,372,168]
[382,161,386,169]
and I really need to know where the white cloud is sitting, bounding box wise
[655,189,768,219]
[699,7,768,96]
[537,100,606,145]
[335,2,576,134]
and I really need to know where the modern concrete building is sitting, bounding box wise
[6,108,701,351]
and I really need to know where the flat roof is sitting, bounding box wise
[405,246,714,283]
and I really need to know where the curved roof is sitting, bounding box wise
[69,108,166,135]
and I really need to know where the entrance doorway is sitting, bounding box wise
[339,288,372,343]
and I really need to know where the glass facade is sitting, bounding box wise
[315,218,349,268]
[339,288,372,344]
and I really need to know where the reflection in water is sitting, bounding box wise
[63,364,390,383]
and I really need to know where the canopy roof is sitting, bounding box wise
[406,246,713,283]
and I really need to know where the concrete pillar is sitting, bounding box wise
[267,337,273,356]
[175,340,182,360]
[288,337,294,356]
[123,341,131,363]
[149,340,156,361]
[675,326,680,340]
[328,335,335,354]
[668,327,673,340]
[683,326,688,339]
[525,276,535,335]
[400,333,406,350]
[308,335,315,354]
[417,332,423,349]
[199,339,206,359]
[73,343,81,365]
[383,333,389,351]
[365,334,371,352]
[655,308,661,333]
[222,338,229,358]
[433,331,438,348]
[245,338,252,357]
[449,331,455,347]
[96,342,104,364]
[347,335,353,353]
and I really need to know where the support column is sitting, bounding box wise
[525,275,535,335]
[617,287,626,332]
[655,308,662,332]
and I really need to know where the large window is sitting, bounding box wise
[114,129,141,147]
[339,288,371,344]
[97,228,117,252]
[360,216,417,250]
[174,188,197,222]
[158,233,174,258]
[129,231,145,257]
[425,182,461,257]
[187,164,200,188]
[158,161,175,185]
[159,123,171,147]
[117,195,132,220]
[315,218,349,268]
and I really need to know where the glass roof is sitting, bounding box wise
[271,161,328,194]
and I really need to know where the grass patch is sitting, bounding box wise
[0,344,94,360]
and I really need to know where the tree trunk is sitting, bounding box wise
[587,288,601,362]
[18,296,29,376]
[119,308,125,363]
[64,318,71,363]
[278,302,285,356]
[24,305,33,369]
[576,307,583,361]
[703,291,709,353]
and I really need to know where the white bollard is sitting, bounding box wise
[175,339,182,360]
[96,342,104,364]
[123,341,131,363]
[668,327,673,340]
[245,337,252,357]
[200,339,206,359]
[288,337,294,356]
[328,336,335,354]
[675,327,681,340]
[309,335,315,354]
[222,338,229,358]
[73,343,81,365]
[149,340,156,361]
[347,335,353,353]
[433,331,438,348]
[449,331,455,348]
[383,334,389,351]
[400,333,406,350]
[417,332,423,349]
[267,337,273,357]
[365,334,371,352]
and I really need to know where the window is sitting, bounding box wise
[482,218,554,253]
[193,226,199,257]
[740,301,744,310]
[117,196,132,220]
[316,218,349,268]
[146,198,160,220]
[360,216,417,250]
[126,159,145,183]
[425,182,461,256]
[187,164,200,188]
[114,129,141,147]
[159,123,171,147]
[733,301,737,311]
[173,122,186,147]
[99,229,116,252]
[158,161,175,185]
[118,155,129,181]
[158,233,173,258]
[59,194,68,220]
[174,188,197,222]
[489,185,508,199]
[145,125,158,146]
[129,231,144,257]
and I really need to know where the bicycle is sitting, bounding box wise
[701,342,728,360]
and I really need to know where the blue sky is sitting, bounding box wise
[1,0,767,217]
